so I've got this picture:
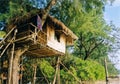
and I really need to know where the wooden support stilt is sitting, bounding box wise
[53,70,57,84]
[8,43,15,84]
[53,62,57,84]
[52,57,60,84]
[53,57,61,84]
[8,29,17,84]
[56,57,60,84]
[104,58,109,84]
[32,65,37,84]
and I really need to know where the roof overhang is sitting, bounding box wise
[46,15,78,40]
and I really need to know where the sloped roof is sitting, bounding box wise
[47,15,78,40]
[8,10,78,40]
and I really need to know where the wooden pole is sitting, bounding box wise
[56,57,60,84]
[8,43,15,84]
[32,65,37,84]
[0,26,16,45]
[104,58,109,84]
[8,29,17,84]
[53,66,57,84]
[0,42,11,58]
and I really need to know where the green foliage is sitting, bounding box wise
[60,68,78,84]
[22,55,106,83]
[0,0,31,23]
[0,31,6,38]
[72,8,112,60]
[50,0,82,27]
[22,58,34,83]
[22,57,55,83]
[0,0,9,13]
[39,59,55,81]
[72,56,105,81]
[60,55,106,84]
[50,0,112,60]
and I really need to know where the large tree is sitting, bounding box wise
[49,0,111,60]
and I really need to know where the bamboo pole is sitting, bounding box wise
[14,35,32,43]
[53,64,57,84]
[8,43,15,84]
[56,57,60,84]
[52,57,61,84]
[0,45,4,50]
[32,65,37,84]
[0,42,11,58]
[8,29,17,84]
[0,26,16,45]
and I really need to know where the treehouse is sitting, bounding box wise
[11,13,78,57]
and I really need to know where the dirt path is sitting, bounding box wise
[96,78,120,84]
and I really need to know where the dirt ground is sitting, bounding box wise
[82,78,120,84]
[96,78,120,84]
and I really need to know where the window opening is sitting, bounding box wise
[55,32,60,42]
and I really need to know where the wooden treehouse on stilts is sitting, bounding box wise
[0,4,78,84]
[14,14,78,57]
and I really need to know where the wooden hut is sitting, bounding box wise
[9,13,78,57]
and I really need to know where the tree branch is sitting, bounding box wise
[84,40,104,60]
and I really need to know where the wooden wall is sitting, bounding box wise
[47,24,66,53]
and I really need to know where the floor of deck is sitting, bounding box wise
[25,43,64,58]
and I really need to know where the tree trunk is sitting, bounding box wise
[8,46,28,84]
[12,53,20,84]
[41,0,56,27]
[12,47,28,84]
